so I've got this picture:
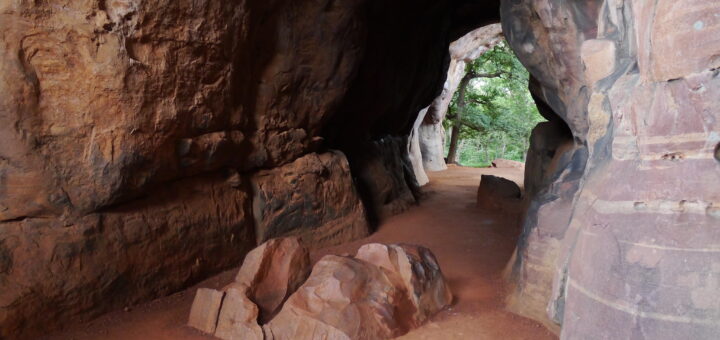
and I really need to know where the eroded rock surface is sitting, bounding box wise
[251,152,370,248]
[355,243,453,324]
[233,237,311,323]
[266,244,452,340]
[265,255,412,340]
[503,0,720,338]
[1,173,256,338]
[190,239,451,340]
[187,237,311,339]
[347,138,419,221]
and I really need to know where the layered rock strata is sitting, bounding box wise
[503,0,720,338]
[1,2,497,335]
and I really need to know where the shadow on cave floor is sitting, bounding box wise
[44,166,555,340]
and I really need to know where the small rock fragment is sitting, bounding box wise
[215,284,264,340]
[188,288,225,334]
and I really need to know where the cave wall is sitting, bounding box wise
[0,1,373,336]
[0,0,501,337]
[502,0,720,338]
[3,0,715,338]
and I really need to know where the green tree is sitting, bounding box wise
[444,41,543,167]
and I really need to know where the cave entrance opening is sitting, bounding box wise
[409,24,550,201]
[400,22,574,337]
[441,40,543,168]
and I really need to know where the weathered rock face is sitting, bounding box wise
[0,1,497,337]
[418,24,504,172]
[503,0,720,338]
[0,0,366,220]
[251,152,369,248]
[346,137,419,223]
[0,172,256,337]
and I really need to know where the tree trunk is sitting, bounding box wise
[446,73,474,164]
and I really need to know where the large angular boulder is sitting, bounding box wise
[355,243,453,325]
[265,244,452,339]
[235,237,311,322]
[189,239,451,340]
[188,237,311,339]
[188,288,226,335]
[264,255,414,340]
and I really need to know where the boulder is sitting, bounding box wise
[476,175,522,212]
[355,243,453,324]
[188,237,311,338]
[189,240,451,340]
[265,244,451,339]
[264,255,414,340]
[214,284,264,340]
[235,237,311,323]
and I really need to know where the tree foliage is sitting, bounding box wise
[444,41,544,167]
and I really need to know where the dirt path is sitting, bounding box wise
[44,166,556,340]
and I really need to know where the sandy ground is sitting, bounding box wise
[43,166,556,340]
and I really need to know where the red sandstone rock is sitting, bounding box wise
[355,243,453,324]
[351,138,418,219]
[0,1,370,335]
[264,255,414,340]
[503,1,720,338]
[253,242,451,340]
[188,288,225,335]
[235,237,311,323]
[214,284,264,340]
[580,39,616,85]
[188,237,311,338]
[251,152,370,248]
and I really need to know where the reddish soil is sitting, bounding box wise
[43,166,556,340]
